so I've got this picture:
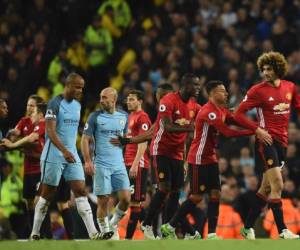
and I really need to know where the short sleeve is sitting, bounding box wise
[83,112,98,137]
[138,114,152,134]
[237,87,261,112]
[158,96,174,119]
[203,110,221,126]
[45,96,61,120]
[15,117,26,131]
[34,121,45,136]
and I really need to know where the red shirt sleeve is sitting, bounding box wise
[15,117,25,132]
[225,108,257,130]
[158,96,174,120]
[234,87,260,131]
[292,84,300,114]
[35,120,45,136]
[37,121,45,148]
[137,114,152,134]
[205,110,253,137]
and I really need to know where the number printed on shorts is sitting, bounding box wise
[130,184,135,194]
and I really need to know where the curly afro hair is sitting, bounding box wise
[257,51,288,79]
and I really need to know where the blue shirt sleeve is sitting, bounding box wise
[45,95,62,120]
[83,112,98,137]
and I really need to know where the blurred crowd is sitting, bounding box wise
[1,0,300,239]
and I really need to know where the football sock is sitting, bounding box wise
[110,203,127,227]
[269,199,286,233]
[181,217,196,235]
[207,198,219,234]
[164,191,179,223]
[97,216,110,233]
[61,208,74,239]
[169,199,196,228]
[75,196,98,237]
[31,197,49,236]
[125,206,141,239]
[143,190,167,226]
[245,193,267,229]
[41,212,52,238]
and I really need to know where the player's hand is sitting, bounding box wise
[110,136,131,146]
[63,150,76,163]
[255,127,272,145]
[0,138,14,148]
[129,163,138,178]
[84,161,95,176]
[28,132,39,142]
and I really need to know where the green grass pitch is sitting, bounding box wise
[1,239,300,250]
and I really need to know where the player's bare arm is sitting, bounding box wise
[129,141,147,178]
[0,132,39,149]
[110,123,155,146]
[80,134,96,176]
[162,116,193,133]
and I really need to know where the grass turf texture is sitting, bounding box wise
[1,239,300,250]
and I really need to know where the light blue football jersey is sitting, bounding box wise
[83,110,128,169]
[41,95,81,163]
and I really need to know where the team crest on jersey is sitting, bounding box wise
[286,93,292,100]
[208,112,217,120]
[119,119,126,126]
[84,123,88,130]
[273,103,290,111]
[267,159,273,166]
[159,104,166,112]
[159,172,164,179]
[141,123,149,131]
[174,118,190,126]
[199,185,206,191]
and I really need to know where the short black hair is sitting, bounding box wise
[157,83,173,91]
[65,72,83,86]
[28,95,44,104]
[181,73,198,86]
[204,80,224,94]
[127,89,144,101]
[37,102,47,116]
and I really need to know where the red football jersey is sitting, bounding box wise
[150,92,201,160]
[124,110,152,168]
[234,80,300,147]
[188,101,253,165]
[15,117,45,174]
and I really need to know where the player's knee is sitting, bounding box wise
[98,196,109,208]
[119,195,130,208]
[41,191,55,201]
[73,188,87,197]
[189,194,202,204]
